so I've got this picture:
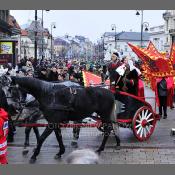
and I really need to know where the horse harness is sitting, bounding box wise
[46,86,80,112]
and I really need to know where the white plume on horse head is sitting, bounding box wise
[9,68,17,76]
[0,66,8,76]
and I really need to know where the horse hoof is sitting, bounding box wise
[29,158,36,164]
[22,149,29,155]
[24,142,30,147]
[71,141,78,148]
[95,149,102,155]
[54,154,62,160]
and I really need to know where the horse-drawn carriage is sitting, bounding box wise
[6,70,160,143]
[0,66,161,163]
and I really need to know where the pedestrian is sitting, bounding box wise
[157,77,168,119]
[65,149,99,164]
[0,108,9,164]
[48,66,58,81]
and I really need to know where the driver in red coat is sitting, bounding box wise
[0,108,9,164]
[106,52,122,93]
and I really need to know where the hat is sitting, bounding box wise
[113,52,119,57]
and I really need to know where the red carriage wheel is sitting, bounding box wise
[132,106,156,141]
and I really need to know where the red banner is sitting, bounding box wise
[82,71,110,87]
[169,42,175,70]
[128,42,175,78]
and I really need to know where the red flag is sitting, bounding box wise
[82,71,110,87]
[169,42,175,70]
[128,42,175,78]
[147,41,163,59]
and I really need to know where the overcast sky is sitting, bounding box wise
[10,10,165,43]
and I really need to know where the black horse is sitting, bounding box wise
[12,77,120,163]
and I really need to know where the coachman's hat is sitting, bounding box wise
[113,52,119,57]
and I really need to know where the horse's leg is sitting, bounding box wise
[24,127,32,147]
[71,120,81,148]
[30,126,53,163]
[33,127,40,145]
[96,122,112,153]
[54,127,65,159]
[71,127,80,148]
[112,123,120,148]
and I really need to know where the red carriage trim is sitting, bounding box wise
[117,119,132,123]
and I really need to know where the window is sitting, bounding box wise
[125,45,128,52]
[166,21,168,31]
[117,45,120,51]
[161,40,164,51]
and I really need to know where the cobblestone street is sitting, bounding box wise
[7,86,175,164]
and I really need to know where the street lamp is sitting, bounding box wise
[50,22,56,60]
[41,10,50,60]
[111,24,117,49]
[136,10,149,48]
[34,10,38,68]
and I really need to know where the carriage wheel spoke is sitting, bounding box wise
[136,123,141,128]
[147,118,154,123]
[146,113,152,120]
[136,120,141,123]
[137,126,142,134]
[139,114,141,120]
[140,128,143,138]
[144,110,148,119]
[141,110,145,119]
[143,128,147,138]
[146,126,150,134]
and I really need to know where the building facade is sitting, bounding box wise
[54,35,94,60]
[149,25,166,52]
[98,31,150,61]
[163,10,175,50]
[16,20,52,61]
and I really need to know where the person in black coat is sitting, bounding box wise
[157,77,168,119]
[48,67,58,82]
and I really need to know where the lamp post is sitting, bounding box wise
[34,10,38,68]
[111,24,117,49]
[136,10,149,48]
[50,22,56,60]
[41,10,50,61]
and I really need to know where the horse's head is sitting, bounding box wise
[10,76,43,102]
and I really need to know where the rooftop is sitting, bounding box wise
[104,31,150,41]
